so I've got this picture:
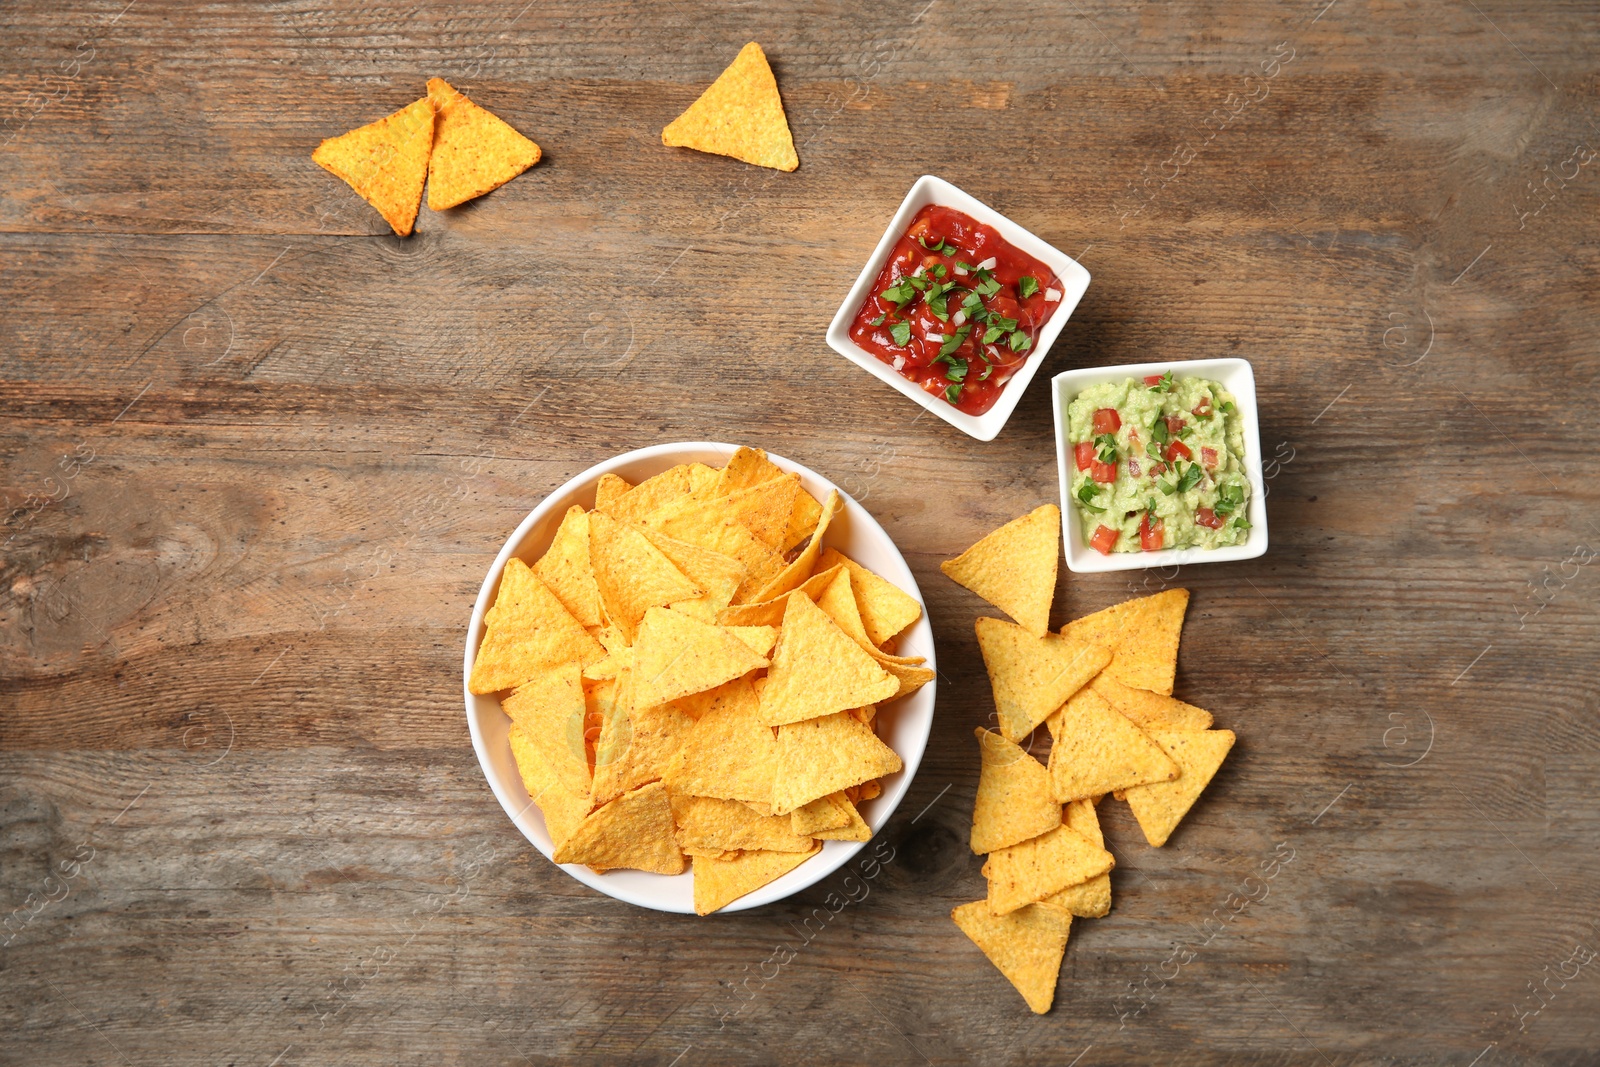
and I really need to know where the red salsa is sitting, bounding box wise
[849,205,1063,416]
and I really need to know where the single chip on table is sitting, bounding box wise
[1061,589,1189,696]
[1122,729,1236,847]
[748,491,843,603]
[770,710,903,815]
[941,505,1061,638]
[1045,686,1179,803]
[535,505,604,629]
[552,781,685,875]
[1044,799,1112,918]
[758,592,898,727]
[975,616,1111,742]
[591,668,698,807]
[790,791,855,835]
[693,843,819,915]
[816,548,923,648]
[662,676,781,806]
[951,900,1072,1014]
[970,727,1061,855]
[508,723,591,851]
[670,793,815,853]
[425,77,542,210]
[588,511,702,642]
[662,42,799,173]
[500,662,591,798]
[469,558,606,694]
[595,473,633,512]
[1089,672,1213,731]
[312,95,435,237]
[630,606,770,710]
[982,822,1115,915]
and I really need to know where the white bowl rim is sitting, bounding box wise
[462,441,937,913]
[825,174,1091,442]
[1050,357,1270,572]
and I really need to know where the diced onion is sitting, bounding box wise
[892,356,905,370]
[925,332,945,343]
[1045,288,1062,302]
[985,345,1001,359]
[912,265,925,277]
[954,265,968,276]
[976,257,997,270]
[952,311,966,327]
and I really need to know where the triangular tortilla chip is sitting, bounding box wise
[874,657,936,701]
[662,677,780,805]
[312,96,433,237]
[601,465,700,522]
[970,728,1060,854]
[469,559,606,693]
[1045,687,1179,803]
[595,473,632,511]
[814,795,872,841]
[747,490,843,603]
[551,781,685,874]
[951,900,1071,1014]
[1062,589,1189,696]
[981,822,1115,915]
[1123,729,1236,847]
[759,592,898,727]
[716,564,844,629]
[591,670,697,806]
[726,625,779,658]
[425,78,542,210]
[941,505,1060,637]
[649,502,785,603]
[535,505,604,629]
[500,663,590,797]
[790,791,854,835]
[662,42,799,172]
[710,447,822,552]
[816,549,923,648]
[1089,672,1213,731]
[637,525,746,623]
[693,843,819,915]
[656,475,797,550]
[508,724,591,850]
[1044,799,1112,918]
[631,607,770,709]
[814,566,875,651]
[976,617,1111,742]
[588,511,702,642]
[671,793,814,853]
[770,710,903,815]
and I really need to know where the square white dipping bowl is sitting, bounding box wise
[826,174,1091,442]
[1051,358,1269,573]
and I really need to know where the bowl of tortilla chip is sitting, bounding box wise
[464,442,936,914]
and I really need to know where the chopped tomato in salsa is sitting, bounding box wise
[848,205,1062,416]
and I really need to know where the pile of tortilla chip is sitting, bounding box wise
[313,77,541,236]
[943,506,1237,1013]
[471,447,933,914]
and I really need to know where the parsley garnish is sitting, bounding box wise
[982,325,1005,345]
[933,263,948,279]
[979,364,994,380]
[1214,484,1245,516]
[882,280,917,307]
[939,325,973,358]
[1219,400,1236,413]
[945,382,962,403]
[975,276,1003,298]
[1232,516,1252,531]
[1093,433,1118,464]
[1008,330,1032,353]
[1076,483,1106,513]
[1150,418,1170,445]
[1175,462,1204,493]
[1158,479,1177,495]
[869,313,886,327]
[927,288,951,322]
[889,321,912,346]
[1147,371,1175,393]
[1018,276,1039,299]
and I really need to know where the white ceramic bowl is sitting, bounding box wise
[1051,358,1269,573]
[463,442,937,914]
[825,174,1092,442]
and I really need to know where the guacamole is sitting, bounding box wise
[1066,373,1251,553]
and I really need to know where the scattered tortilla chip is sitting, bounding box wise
[970,727,1060,854]
[941,505,1060,637]
[500,662,591,797]
[535,505,604,629]
[1045,799,1112,918]
[817,548,923,648]
[748,491,843,603]
[662,42,799,173]
[1123,729,1236,847]
[1062,589,1189,696]
[726,625,779,658]
[1045,687,1179,803]
[588,511,701,642]
[631,606,770,709]
[1089,672,1213,731]
[951,900,1072,1014]
[790,791,854,835]
[662,677,780,805]
[770,710,903,815]
[759,592,898,727]
[814,795,872,841]
[693,843,819,915]
[552,781,685,874]
[425,77,542,210]
[976,617,1110,742]
[312,95,434,237]
[591,670,697,806]
[469,558,606,693]
[595,473,633,511]
[982,822,1115,915]
[671,793,814,853]
[638,526,746,623]
[508,724,591,850]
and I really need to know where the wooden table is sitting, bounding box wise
[4,1,1598,1062]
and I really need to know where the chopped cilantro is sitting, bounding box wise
[881,280,917,307]
[933,263,948,279]
[945,382,962,403]
[1146,440,1163,461]
[1175,462,1204,493]
[1094,433,1118,464]
[939,324,973,358]
[1214,484,1245,516]
[1232,516,1252,531]
[889,321,912,346]
[1018,276,1039,299]
[868,313,886,327]
[927,288,951,322]
[1008,330,1032,353]
[1076,483,1106,513]
[975,276,1003,298]
[934,352,968,382]
[1150,418,1170,445]
[982,325,1005,345]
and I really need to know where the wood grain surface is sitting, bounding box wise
[4,1,1599,1063]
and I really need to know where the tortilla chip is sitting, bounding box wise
[469,558,606,693]
[677,474,798,549]
[508,724,591,850]
[951,900,1071,1014]
[1089,672,1213,731]
[1123,729,1236,847]
[790,791,854,835]
[981,822,1115,915]
[662,42,799,173]
[500,663,591,797]
[970,727,1060,854]
[856,779,882,801]
[940,504,1060,637]
[747,491,843,603]
[693,843,818,915]
[595,473,633,511]
[759,592,898,727]
[425,78,542,210]
[312,96,434,237]
[588,511,702,642]
[1062,589,1189,696]
[650,502,785,603]
[591,670,698,806]
[637,525,746,623]
[1043,799,1112,918]
[850,705,877,727]
[603,465,701,523]
[534,505,604,629]
[816,548,923,647]
[874,657,936,701]
[662,677,780,805]
[976,617,1111,742]
[595,623,630,655]
[814,566,875,651]
[631,606,770,709]
[671,793,814,853]
[814,795,872,841]
[726,625,779,658]
[770,710,903,815]
[716,564,844,629]
[710,447,819,552]
[552,781,684,874]
[1045,687,1179,803]
[683,845,739,860]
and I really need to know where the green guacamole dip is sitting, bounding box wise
[1066,374,1251,553]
